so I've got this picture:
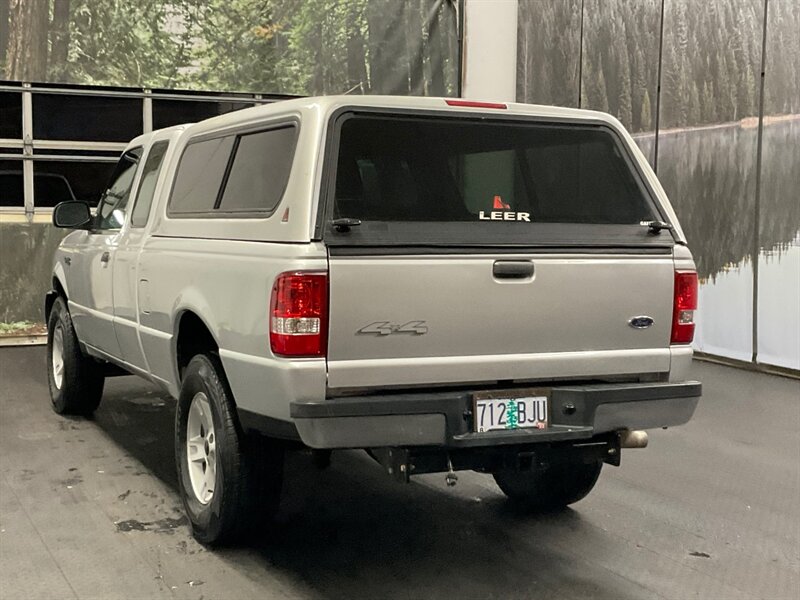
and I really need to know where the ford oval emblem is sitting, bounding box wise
[629,316,655,329]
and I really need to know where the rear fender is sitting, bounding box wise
[171,289,222,387]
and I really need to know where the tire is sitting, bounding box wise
[493,458,602,512]
[175,353,283,545]
[47,296,105,415]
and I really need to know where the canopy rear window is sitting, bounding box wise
[323,113,666,248]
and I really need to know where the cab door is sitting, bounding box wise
[67,148,143,357]
[112,139,170,371]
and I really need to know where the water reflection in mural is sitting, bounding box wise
[757,235,800,370]
[691,234,799,370]
[657,123,761,281]
[759,0,800,370]
[642,119,799,366]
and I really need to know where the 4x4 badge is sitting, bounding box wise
[357,321,428,336]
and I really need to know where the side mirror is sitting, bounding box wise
[53,201,92,229]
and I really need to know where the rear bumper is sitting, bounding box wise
[289,381,701,449]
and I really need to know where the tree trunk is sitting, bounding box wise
[427,0,446,96]
[345,3,368,93]
[0,0,10,77]
[49,0,70,80]
[367,0,407,94]
[311,22,323,94]
[446,0,458,95]
[404,0,425,95]
[5,0,49,82]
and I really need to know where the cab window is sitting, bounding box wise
[130,141,169,228]
[96,147,143,229]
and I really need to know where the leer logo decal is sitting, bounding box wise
[493,195,510,210]
[478,194,530,222]
[357,321,429,336]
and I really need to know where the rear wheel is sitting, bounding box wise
[47,296,105,415]
[175,353,283,545]
[493,459,602,512]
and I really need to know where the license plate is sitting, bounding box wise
[473,391,549,432]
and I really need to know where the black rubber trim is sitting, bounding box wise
[238,408,301,440]
[450,425,596,447]
[212,135,241,209]
[323,222,676,250]
[293,393,465,419]
[327,245,673,256]
[44,289,58,322]
[555,381,702,403]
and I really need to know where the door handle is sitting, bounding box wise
[100,251,110,264]
[492,260,534,280]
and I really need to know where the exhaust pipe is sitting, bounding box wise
[620,430,649,448]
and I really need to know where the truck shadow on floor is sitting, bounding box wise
[93,378,640,600]
[92,376,179,489]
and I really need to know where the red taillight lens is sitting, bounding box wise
[270,272,328,357]
[671,271,698,344]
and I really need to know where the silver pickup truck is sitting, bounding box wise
[46,96,701,545]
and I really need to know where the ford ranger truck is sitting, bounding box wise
[45,96,701,545]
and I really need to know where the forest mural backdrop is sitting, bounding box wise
[0,0,460,96]
[1,0,797,369]
[518,0,799,370]
[0,0,459,335]
[517,0,799,131]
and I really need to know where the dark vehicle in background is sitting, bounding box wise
[0,171,77,207]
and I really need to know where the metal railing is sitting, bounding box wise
[0,81,295,214]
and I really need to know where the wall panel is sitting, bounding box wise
[756,0,800,369]
[0,224,68,323]
[657,0,763,362]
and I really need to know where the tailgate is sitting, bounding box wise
[320,109,678,390]
[327,252,674,388]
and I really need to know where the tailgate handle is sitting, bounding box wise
[493,260,534,280]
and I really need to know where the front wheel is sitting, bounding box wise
[493,459,602,512]
[175,354,283,545]
[47,296,105,415]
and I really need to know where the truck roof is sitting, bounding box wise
[139,95,626,144]
[126,123,189,150]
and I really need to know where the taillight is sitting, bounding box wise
[270,272,328,357]
[671,271,698,344]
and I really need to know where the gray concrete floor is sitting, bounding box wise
[0,346,798,600]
